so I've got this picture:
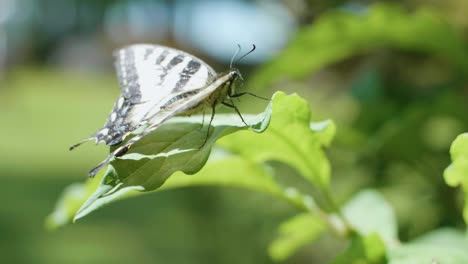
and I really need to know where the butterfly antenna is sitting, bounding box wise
[234,44,256,65]
[230,44,242,70]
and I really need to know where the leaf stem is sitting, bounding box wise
[320,187,355,237]
[280,185,354,238]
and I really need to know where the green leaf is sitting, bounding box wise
[46,183,88,229]
[251,4,468,90]
[72,91,333,221]
[219,92,335,188]
[50,91,335,227]
[160,155,282,194]
[343,190,399,248]
[268,213,327,262]
[74,110,270,221]
[444,133,468,223]
[45,170,104,229]
[448,133,468,161]
[330,190,397,264]
[332,233,387,264]
[49,154,307,227]
[389,228,468,264]
[160,155,318,212]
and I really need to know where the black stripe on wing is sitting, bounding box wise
[71,45,219,152]
[156,54,186,87]
[69,96,134,150]
[155,49,169,65]
[143,47,153,60]
[167,54,184,70]
[115,48,142,103]
[174,60,202,92]
[94,96,135,146]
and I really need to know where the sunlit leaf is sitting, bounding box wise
[219,92,335,188]
[49,92,336,228]
[251,4,468,90]
[73,91,333,220]
[388,228,468,264]
[444,133,468,223]
[268,213,326,262]
[332,233,387,264]
[161,155,320,212]
[74,110,270,220]
[46,183,88,229]
[45,170,104,229]
[343,190,399,248]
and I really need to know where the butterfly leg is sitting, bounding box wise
[199,110,206,130]
[88,152,116,177]
[88,143,132,177]
[222,100,248,126]
[88,125,160,177]
[229,92,270,101]
[199,104,216,149]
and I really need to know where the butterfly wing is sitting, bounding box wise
[115,44,217,104]
[88,72,234,177]
[70,44,217,149]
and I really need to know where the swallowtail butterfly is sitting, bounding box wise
[71,44,259,177]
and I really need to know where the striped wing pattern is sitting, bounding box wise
[71,44,239,177]
[72,44,217,148]
[87,72,235,177]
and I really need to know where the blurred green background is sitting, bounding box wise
[1,0,468,263]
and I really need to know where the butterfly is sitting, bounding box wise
[70,44,261,177]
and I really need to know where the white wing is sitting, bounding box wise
[88,72,234,177]
[71,44,217,149]
[115,44,217,104]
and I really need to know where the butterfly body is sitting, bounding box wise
[71,44,242,177]
[164,72,236,116]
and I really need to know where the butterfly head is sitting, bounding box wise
[230,67,243,81]
[224,68,243,95]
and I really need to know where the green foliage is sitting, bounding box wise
[44,2,468,263]
[49,87,468,263]
[49,92,337,223]
[160,156,312,210]
[444,133,468,223]
[331,233,387,264]
[388,229,468,263]
[49,91,405,262]
[50,91,356,261]
[46,169,107,229]
[343,190,398,248]
[74,110,270,220]
[328,190,396,264]
[266,190,397,262]
[250,3,468,90]
[268,213,326,262]
[218,93,335,189]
